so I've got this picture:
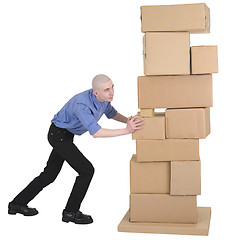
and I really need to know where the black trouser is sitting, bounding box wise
[11,123,94,212]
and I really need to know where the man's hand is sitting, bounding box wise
[126,115,144,134]
[92,115,144,138]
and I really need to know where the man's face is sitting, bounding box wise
[93,80,114,103]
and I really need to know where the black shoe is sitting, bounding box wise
[8,202,38,216]
[62,210,93,224]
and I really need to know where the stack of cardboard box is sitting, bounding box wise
[118,3,218,236]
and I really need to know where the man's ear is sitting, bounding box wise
[93,90,98,97]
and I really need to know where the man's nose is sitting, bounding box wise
[110,88,114,96]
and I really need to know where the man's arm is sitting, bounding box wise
[112,112,128,123]
[92,116,144,138]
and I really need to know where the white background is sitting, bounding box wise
[0,0,225,239]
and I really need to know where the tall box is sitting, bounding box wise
[171,161,201,195]
[130,155,170,194]
[165,108,210,139]
[143,32,190,75]
[191,46,218,74]
[132,113,165,140]
[130,194,198,223]
[138,75,212,109]
[141,3,210,33]
[136,139,200,162]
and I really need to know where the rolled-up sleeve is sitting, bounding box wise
[74,103,101,135]
[104,103,117,119]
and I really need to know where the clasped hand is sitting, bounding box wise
[126,115,144,134]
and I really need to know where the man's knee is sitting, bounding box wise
[80,163,95,179]
[87,164,95,178]
[38,171,59,186]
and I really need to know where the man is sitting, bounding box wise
[8,74,144,224]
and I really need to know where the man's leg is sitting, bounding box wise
[47,125,94,224]
[52,140,94,213]
[9,149,64,211]
[64,144,94,213]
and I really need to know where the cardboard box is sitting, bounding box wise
[138,75,212,109]
[130,155,170,194]
[191,46,218,74]
[140,108,155,117]
[141,3,210,33]
[143,32,190,75]
[132,113,165,140]
[118,207,211,236]
[130,194,198,223]
[171,161,201,195]
[136,139,200,162]
[166,108,210,139]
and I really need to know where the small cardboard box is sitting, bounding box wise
[140,108,155,117]
[130,194,198,223]
[138,75,212,109]
[136,139,200,162]
[166,108,210,139]
[191,46,218,74]
[141,3,210,33]
[143,32,190,75]
[130,155,170,194]
[132,113,165,140]
[171,161,201,196]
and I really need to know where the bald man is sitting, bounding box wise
[8,74,143,225]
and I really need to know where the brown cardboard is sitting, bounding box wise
[118,207,211,236]
[136,139,200,162]
[191,46,218,74]
[140,108,155,117]
[143,32,190,75]
[132,113,165,140]
[141,3,210,33]
[171,161,201,195]
[130,194,198,223]
[130,155,170,194]
[138,75,212,109]
[166,108,210,139]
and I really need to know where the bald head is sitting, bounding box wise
[92,74,111,91]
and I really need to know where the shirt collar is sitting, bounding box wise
[90,89,104,110]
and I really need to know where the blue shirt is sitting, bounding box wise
[51,89,117,135]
